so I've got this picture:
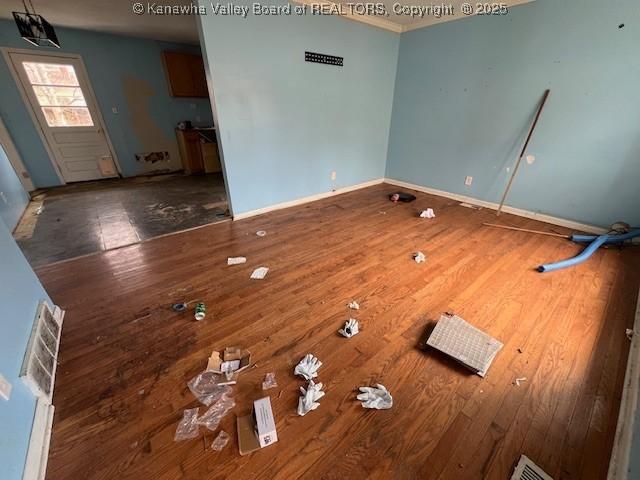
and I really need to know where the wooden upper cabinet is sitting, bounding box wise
[162,51,208,98]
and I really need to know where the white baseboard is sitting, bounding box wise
[384,178,607,234]
[233,178,385,220]
[608,287,640,480]
[23,398,54,480]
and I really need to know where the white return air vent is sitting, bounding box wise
[20,301,64,400]
[511,455,554,480]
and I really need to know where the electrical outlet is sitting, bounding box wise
[465,176,473,186]
[0,192,7,204]
[111,107,118,114]
[0,373,12,401]
[331,171,336,181]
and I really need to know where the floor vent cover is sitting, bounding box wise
[511,455,554,480]
[20,301,64,400]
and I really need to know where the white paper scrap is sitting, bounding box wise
[251,267,269,279]
[227,256,247,265]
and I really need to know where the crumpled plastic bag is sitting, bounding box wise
[197,394,235,431]
[211,430,230,451]
[188,371,233,405]
[262,372,278,390]
[174,407,200,441]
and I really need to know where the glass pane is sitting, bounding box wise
[41,107,94,127]
[23,62,80,86]
[32,85,87,107]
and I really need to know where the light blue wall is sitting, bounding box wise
[198,0,399,215]
[0,143,29,230]
[386,0,640,228]
[0,218,51,480]
[0,20,214,187]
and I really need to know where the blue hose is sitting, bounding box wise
[538,230,640,273]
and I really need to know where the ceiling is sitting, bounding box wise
[1,0,201,44]
[1,0,536,44]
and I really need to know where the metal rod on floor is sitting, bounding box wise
[482,223,570,239]
[496,89,551,216]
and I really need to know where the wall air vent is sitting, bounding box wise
[20,301,64,400]
[305,51,343,67]
[510,455,554,480]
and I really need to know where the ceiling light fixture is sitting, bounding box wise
[12,0,60,48]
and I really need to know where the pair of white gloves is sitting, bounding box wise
[295,354,325,416]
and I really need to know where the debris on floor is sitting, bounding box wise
[198,394,236,431]
[459,202,482,210]
[339,319,359,338]
[250,267,269,280]
[414,251,426,263]
[35,206,44,215]
[419,208,435,219]
[207,347,252,383]
[172,302,188,312]
[626,328,634,340]
[227,256,247,265]
[262,372,278,390]
[297,380,325,416]
[256,230,267,237]
[294,354,322,380]
[347,300,360,310]
[389,192,417,203]
[211,430,230,451]
[425,314,503,377]
[174,407,201,441]
[188,372,234,403]
[194,302,206,321]
[237,396,278,455]
[513,377,527,387]
[357,384,393,410]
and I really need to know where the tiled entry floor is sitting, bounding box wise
[14,173,229,267]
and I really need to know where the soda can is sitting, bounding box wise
[194,302,206,321]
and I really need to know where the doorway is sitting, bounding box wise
[3,49,120,183]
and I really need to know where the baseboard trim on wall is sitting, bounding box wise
[233,178,385,220]
[607,287,640,480]
[384,178,607,234]
[22,398,54,480]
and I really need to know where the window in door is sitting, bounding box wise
[22,61,94,127]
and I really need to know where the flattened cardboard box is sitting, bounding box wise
[237,396,278,455]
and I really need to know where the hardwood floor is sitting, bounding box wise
[37,183,640,479]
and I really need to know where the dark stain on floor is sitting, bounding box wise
[15,173,229,268]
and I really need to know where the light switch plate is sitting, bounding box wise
[0,373,12,401]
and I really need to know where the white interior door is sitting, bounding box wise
[6,50,118,183]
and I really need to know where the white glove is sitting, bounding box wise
[419,208,435,219]
[357,384,393,409]
[339,319,359,338]
[294,354,322,380]
[414,251,426,263]
[297,380,325,416]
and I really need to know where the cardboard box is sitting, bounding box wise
[237,396,278,456]
[206,347,251,383]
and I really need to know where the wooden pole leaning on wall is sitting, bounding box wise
[496,89,551,216]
